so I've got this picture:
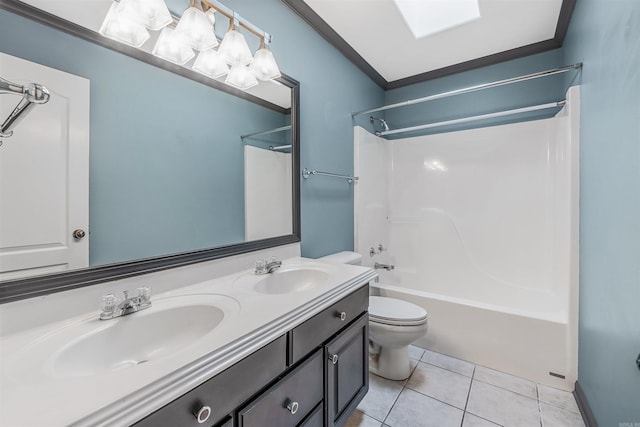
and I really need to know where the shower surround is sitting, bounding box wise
[354,87,579,390]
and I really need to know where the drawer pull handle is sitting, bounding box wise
[329,354,339,365]
[194,406,212,424]
[337,311,347,321]
[286,400,299,415]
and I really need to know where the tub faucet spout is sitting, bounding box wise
[374,262,395,271]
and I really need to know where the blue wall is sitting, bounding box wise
[563,0,640,424]
[222,0,385,258]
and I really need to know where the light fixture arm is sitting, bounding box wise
[202,0,270,41]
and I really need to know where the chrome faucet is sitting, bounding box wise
[99,287,152,320]
[255,256,282,275]
[374,262,395,271]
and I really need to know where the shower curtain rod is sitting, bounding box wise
[376,100,566,137]
[351,63,582,117]
[241,125,291,139]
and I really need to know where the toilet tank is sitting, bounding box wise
[318,251,362,265]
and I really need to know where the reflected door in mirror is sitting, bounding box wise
[0,53,89,280]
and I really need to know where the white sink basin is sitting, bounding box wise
[234,265,331,294]
[7,294,240,381]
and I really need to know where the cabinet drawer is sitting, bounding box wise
[239,349,324,427]
[290,285,369,364]
[300,402,323,427]
[134,335,287,427]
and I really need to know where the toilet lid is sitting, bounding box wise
[369,296,427,326]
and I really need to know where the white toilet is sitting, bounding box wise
[318,251,428,381]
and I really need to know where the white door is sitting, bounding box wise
[0,52,90,280]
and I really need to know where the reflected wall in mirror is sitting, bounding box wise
[0,0,300,294]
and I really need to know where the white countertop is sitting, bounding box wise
[0,257,376,427]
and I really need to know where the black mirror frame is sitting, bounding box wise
[0,0,301,304]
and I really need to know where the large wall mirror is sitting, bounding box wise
[0,0,300,303]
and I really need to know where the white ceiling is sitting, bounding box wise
[303,0,563,83]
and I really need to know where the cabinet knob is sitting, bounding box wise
[329,354,339,365]
[72,229,86,240]
[286,400,299,415]
[337,311,347,321]
[194,405,212,424]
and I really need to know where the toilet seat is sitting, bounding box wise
[369,296,427,326]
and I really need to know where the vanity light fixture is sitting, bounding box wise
[99,1,150,47]
[152,27,195,65]
[226,63,259,90]
[174,1,219,51]
[193,48,229,78]
[249,38,281,81]
[218,17,253,66]
[99,0,282,91]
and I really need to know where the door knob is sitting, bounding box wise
[72,229,86,239]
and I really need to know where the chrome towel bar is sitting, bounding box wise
[302,168,359,184]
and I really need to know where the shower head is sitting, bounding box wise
[370,116,389,135]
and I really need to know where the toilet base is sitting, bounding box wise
[369,345,411,381]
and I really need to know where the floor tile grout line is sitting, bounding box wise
[381,379,407,425]
[472,377,539,401]
[420,360,475,378]
[537,383,544,427]
[403,381,469,413]
[459,364,477,427]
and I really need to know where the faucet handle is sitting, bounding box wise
[270,256,281,265]
[100,294,118,315]
[137,286,151,304]
[256,259,266,270]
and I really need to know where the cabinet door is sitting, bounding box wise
[325,314,369,427]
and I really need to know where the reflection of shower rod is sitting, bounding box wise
[0,77,50,138]
[269,144,291,151]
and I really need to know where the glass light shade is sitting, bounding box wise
[249,48,281,81]
[152,28,195,65]
[193,49,229,79]
[225,64,258,90]
[120,0,172,31]
[175,7,219,51]
[218,29,253,66]
[99,2,150,48]
[205,9,216,26]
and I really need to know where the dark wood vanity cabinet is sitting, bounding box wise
[133,285,369,427]
[325,314,369,427]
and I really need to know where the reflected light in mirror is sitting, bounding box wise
[193,48,229,78]
[152,27,196,65]
[226,63,259,90]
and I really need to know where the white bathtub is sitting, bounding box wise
[371,275,575,390]
[355,87,580,391]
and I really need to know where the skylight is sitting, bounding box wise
[393,0,481,39]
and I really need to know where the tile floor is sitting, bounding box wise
[345,346,586,427]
